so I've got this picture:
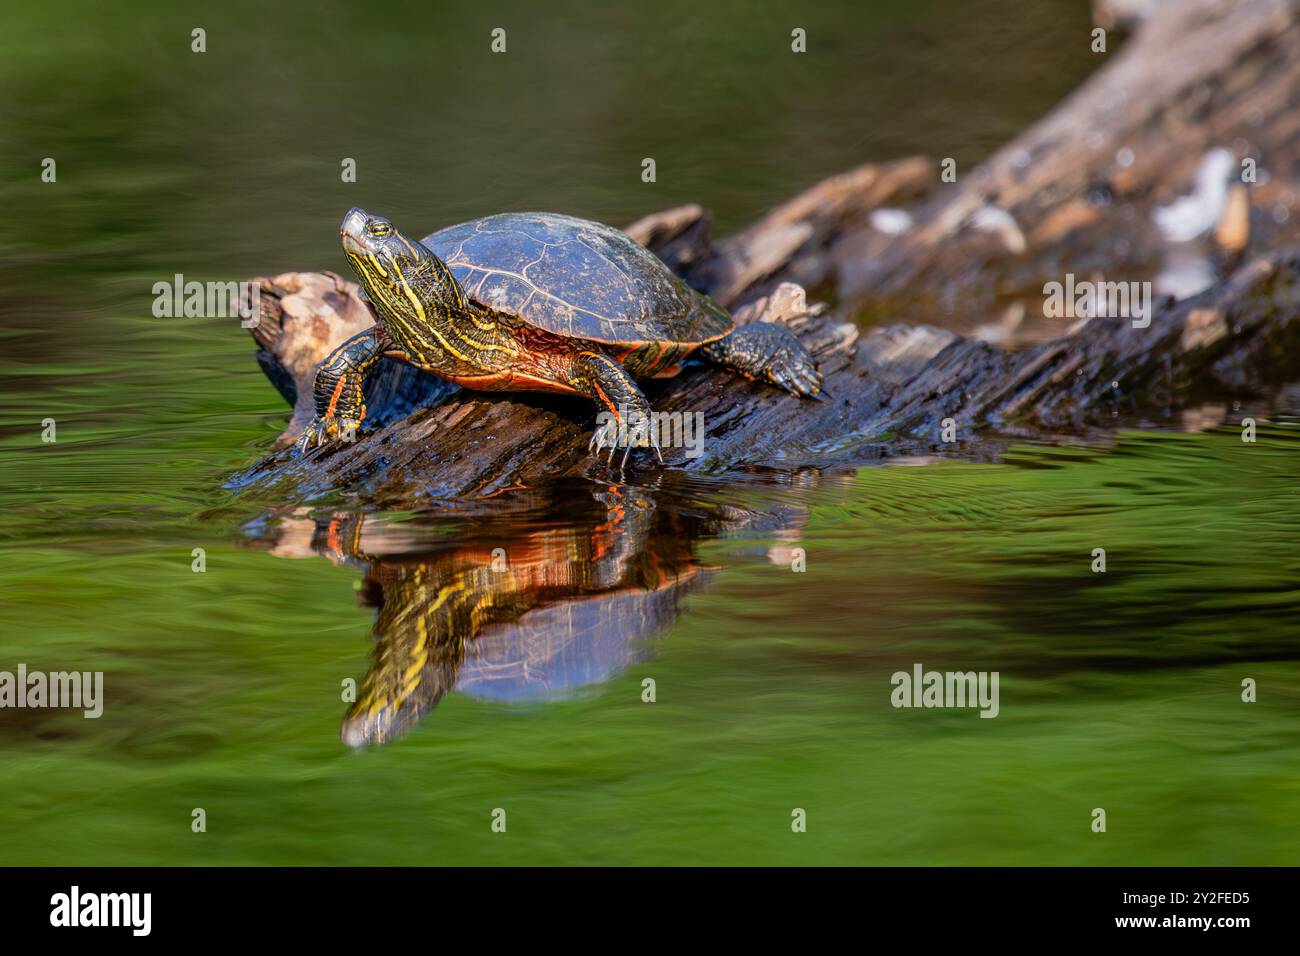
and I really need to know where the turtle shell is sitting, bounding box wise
[421,212,734,345]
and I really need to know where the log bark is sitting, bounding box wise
[229,0,1300,506]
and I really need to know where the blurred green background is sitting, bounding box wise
[2,0,1298,865]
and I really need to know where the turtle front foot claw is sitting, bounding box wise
[295,415,364,455]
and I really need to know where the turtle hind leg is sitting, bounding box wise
[567,351,662,468]
[699,323,825,399]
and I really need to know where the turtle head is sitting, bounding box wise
[339,207,465,325]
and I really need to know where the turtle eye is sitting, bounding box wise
[368,220,392,239]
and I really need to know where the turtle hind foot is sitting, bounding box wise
[701,322,824,399]
[588,424,663,478]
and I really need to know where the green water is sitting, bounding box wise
[3,1,1299,865]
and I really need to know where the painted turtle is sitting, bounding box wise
[297,208,824,462]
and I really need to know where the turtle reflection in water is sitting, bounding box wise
[259,485,801,747]
[331,489,691,746]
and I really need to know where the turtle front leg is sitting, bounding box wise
[297,328,393,452]
[567,351,662,468]
[699,323,825,399]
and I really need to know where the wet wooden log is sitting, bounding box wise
[228,0,1300,505]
